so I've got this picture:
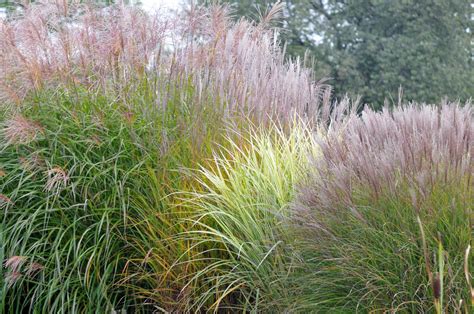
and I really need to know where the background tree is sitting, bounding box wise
[210,0,473,108]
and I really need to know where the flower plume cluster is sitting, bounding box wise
[0,1,329,122]
[296,101,473,219]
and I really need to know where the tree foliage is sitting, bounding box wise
[215,0,473,108]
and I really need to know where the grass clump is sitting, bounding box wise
[293,102,473,313]
[0,1,472,313]
[168,122,319,312]
[0,1,328,124]
[0,84,226,312]
[1,93,147,312]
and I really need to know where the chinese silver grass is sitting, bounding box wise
[292,101,473,312]
[0,1,330,124]
[1,115,42,145]
[297,101,473,213]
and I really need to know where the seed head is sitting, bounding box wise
[2,116,42,145]
[20,153,45,171]
[5,271,22,288]
[0,194,12,208]
[45,166,69,193]
[4,255,27,272]
[26,262,44,277]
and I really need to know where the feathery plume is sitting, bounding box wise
[45,166,69,193]
[4,255,27,272]
[26,262,44,277]
[0,1,330,123]
[5,271,22,288]
[2,116,42,145]
[297,102,473,212]
[0,194,12,209]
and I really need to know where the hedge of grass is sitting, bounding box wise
[1,2,472,313]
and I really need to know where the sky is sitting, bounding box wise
[140,0,182,11]
[0,0,183,18]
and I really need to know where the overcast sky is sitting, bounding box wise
[140,0,182,11]
[0,0,184,18]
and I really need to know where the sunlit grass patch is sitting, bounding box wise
[166,121,319,312]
